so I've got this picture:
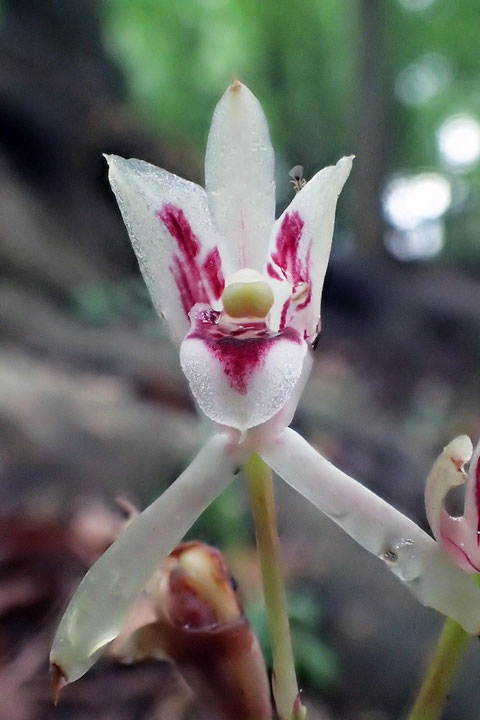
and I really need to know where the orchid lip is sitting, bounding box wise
[180,306,309,431]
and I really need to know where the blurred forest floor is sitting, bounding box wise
[2,2,480,720]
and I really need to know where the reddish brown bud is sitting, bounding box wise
[159,541,242,626]
[113,541,272,720]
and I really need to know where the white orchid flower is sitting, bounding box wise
[51,82,480,688]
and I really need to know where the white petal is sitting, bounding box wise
[261,429,480,633]
[107,155,230,345]
[205,81,275,272]
[266,157,353,341]
[50,434,241,683]
[180,324,308,432]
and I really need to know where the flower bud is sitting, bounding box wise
[113,541,272,720]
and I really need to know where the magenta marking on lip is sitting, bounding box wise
[230,322,267,337]
[190,326,301,395]
[158,203,223,316]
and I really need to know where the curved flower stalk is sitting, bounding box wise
[50,82,480,692]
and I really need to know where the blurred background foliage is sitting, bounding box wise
[102,0,480,265]
[2,1,480,719]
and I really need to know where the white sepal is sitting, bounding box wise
[50,434,242,683]
[107,155,229,345]
[261,428,480,633]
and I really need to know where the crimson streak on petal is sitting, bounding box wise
[271,211,312,310]
[203,248,225,300]
[271,211,306,283]
[158,203,224,316]
[267,262,283,281]
[279,299,290,331]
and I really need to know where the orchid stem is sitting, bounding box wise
[406,617,472,720]
[246,453,305,720]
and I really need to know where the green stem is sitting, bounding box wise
[245,453,305,720]
[406,618,472,720]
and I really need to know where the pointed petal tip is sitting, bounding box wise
[220,78,259,107]
[103,152,118,167]
[104,153,126,181]
[104,153,128,172]
[105,154,142,176]
[329,155,353,192]
[229,77,243,92]
[337,154,354,177]
[50,663,67,706]
[307,154,354,188]
[445,435,473,468]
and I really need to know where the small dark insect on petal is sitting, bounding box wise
[289,165,304,182]
[289,165,306,193]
